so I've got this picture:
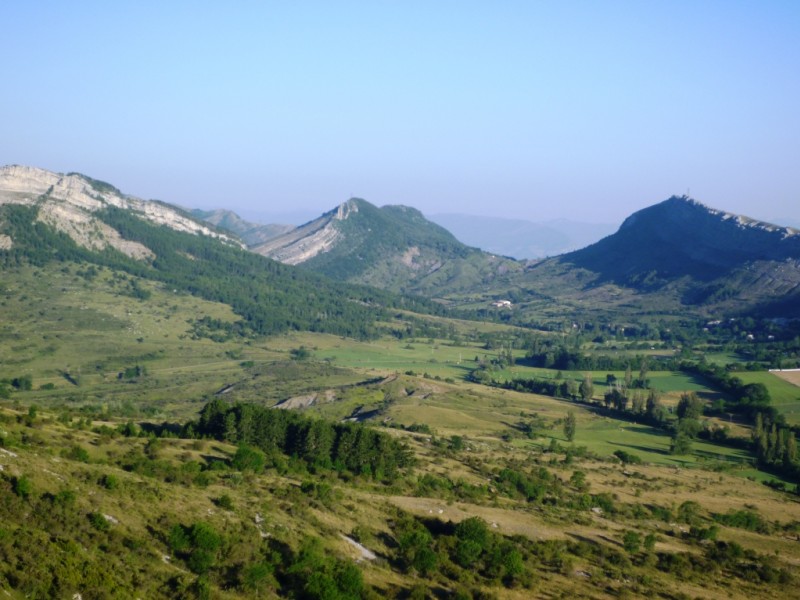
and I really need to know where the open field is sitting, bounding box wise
[737,371,800,425]
[269,331,499,381]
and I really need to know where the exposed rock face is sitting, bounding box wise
[0,165,238,259]
[251,198,359,264]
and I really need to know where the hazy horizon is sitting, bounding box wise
[2,2,798,225]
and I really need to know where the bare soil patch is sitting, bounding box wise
[772,370,800,387]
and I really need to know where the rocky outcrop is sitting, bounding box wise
[251,199,359,264]
[0,165,239,259]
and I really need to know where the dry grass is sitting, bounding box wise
[772,369,800,387]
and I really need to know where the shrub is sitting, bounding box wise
[232,444,266,473]
[613,449,643,465]
[14,475,33,499]
[215,494,234,511]
[623,531,641,554]
[88,512,110,532]
[53,489,76,508]
[65,445,90,463]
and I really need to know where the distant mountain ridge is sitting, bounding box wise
[428,213,615,259]
[4,165,799,320]
[191,208,293,246]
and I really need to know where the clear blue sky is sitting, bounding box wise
[2,1,798,225]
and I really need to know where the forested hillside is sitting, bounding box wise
[0,203,441,338]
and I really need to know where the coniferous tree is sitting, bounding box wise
[579,374,594,402]
[564,411,577,442]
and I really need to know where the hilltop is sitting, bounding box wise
[563,196,800,283]
[490,197,800,323]
[250,197,522,295]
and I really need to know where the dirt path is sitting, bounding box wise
[340,534,376,561]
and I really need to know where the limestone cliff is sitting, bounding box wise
[0,165,239,259]
[250,199,359,265]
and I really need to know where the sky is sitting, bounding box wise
[2,1,799,226]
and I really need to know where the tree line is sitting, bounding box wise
[188,399,414,481]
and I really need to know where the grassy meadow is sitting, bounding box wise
[736,371,800,425]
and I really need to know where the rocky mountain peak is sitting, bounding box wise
[335,198,361,220]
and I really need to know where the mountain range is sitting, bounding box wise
[192,190,800,319]
[3,165,800,321]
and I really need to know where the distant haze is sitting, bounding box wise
[1,3,798,224]
[428,214,615,259]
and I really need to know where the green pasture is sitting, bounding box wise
[307,336,495,380]
[491,366,715,397]
[736,371,800,425]
[702,351,744,366]
[542,414,755,468]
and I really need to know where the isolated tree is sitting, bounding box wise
[579,374,594,402]
[564,411,577,442]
